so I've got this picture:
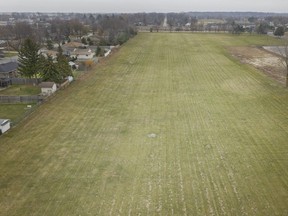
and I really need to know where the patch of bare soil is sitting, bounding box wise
[228,46,286,85]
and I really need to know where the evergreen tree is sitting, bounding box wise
[46,40,54,50]
[81,37,87,45]
[57,51,72,78]
[96,46,101,56]
[40,55,62,83]
[256,22,269,34]
[39,48,72,83]
[274,26,285,37]
[18,38,40,78]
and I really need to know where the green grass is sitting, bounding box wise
[0,85,41,96]
[0,85,39,123]
[0,104,35,123]
[0,33,288,215]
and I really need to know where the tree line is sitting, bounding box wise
[0,14,138,51]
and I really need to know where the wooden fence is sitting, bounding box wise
[10,78,42,85]
[0,95,45,104]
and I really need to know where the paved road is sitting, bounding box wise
[263,46,287,57]
[0,56,18,64]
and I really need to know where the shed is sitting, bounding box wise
[39,82,57,95]
[0,119,10,135]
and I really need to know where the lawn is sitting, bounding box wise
[0,104,36,123]
[0,33,288,215]
[0,85,41,96]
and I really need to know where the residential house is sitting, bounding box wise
[0,119,10,135]
[62,41,95,60]
[70,48,95,61]
[39,49,59,60]
[39,82,57,95]
[0,62,18,79]
[62,41,86,49]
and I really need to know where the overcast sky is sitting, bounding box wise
[1,0,287,13]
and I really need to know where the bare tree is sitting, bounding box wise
[0,22,33,51]
[274,35,288,87]
[279,37,288,87]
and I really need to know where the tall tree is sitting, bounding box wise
[256,22,269,34]
[57,51,72,78]
[274,26,285,37]
[0,22,32,51]
[40,55,61,83]
[39,48,72,83]
[278,38,288,87]
[46,40,54,50]
[18,38,40,78]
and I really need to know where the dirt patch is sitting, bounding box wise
[228,46,286,85]
[147,133,157,138]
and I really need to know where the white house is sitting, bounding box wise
[39,49,58,60]
[39,82,57,96]
[0,119,10,134]
[70,49,95,61]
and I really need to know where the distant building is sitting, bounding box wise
[0,62,18,79]
[70,49,95,61]
[0,21,8,26]
[39,49,58,60]
[62,42,86,49]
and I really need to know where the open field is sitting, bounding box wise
[0,33,288,215]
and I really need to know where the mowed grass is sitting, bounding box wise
[0,85,41,96]
[0,33,288,215]
[0,104,36,123]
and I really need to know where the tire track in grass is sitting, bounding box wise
[98,44,149,215]
[184,36,222,215]
[180,34,249,215]
[173,34,207,215]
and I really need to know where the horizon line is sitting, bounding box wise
[0,11,288,14]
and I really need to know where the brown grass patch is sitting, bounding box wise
[228,46,286,85]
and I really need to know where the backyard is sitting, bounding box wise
[0,85,41,96]
[0,33,287,215]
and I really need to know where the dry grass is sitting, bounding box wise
[228,46,287,84]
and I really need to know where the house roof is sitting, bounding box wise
[71,49,93,56]
[40,49,58,57]
[0,119,9,126]
[39,82,56,88]
[63,42,84,48]
[0,62,18,73]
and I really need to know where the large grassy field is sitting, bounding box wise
[0,33,288,215]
